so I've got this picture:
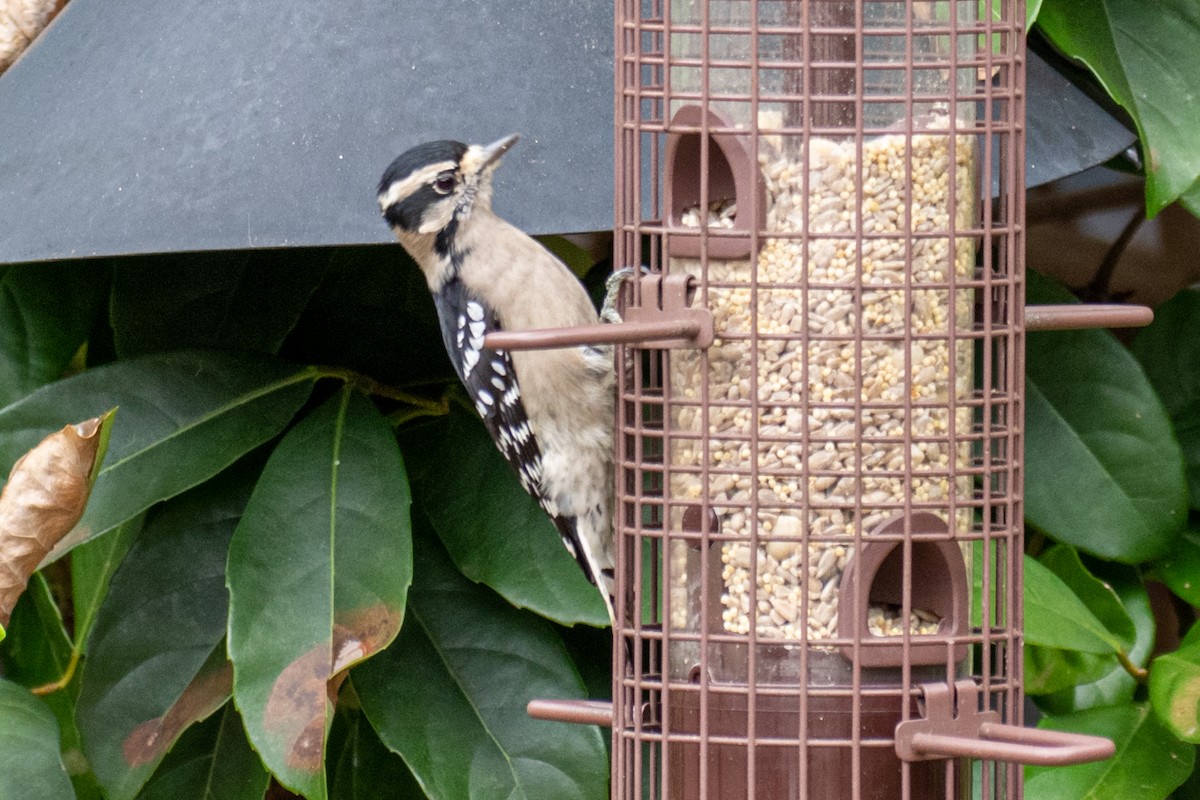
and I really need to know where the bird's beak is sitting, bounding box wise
[463,133,520,176]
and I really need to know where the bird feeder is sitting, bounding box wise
[603,0,1137,797]
[511,0,1143,797]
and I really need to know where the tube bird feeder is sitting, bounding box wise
[602,0,1120,797]
[509,0,1137,796]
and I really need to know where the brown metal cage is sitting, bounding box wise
[507,0,1137,796]
[606,1,1102,798]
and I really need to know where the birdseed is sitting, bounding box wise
[667,122,975,642]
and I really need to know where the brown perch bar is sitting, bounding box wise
[484,319,710,351]
[1025,303,1152,331]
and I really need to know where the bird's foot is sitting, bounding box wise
[600,266,645,324]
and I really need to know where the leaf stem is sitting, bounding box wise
[30,647,81,696]
[1078,207,1144,303]
[316,366,448,414]
[1116,649,1149,684]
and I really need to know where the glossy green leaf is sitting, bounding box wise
[1038,562,1152,713]
[1040,545,1134,649]
[228,389,412,800]
[538,235,596,278]
[1036,0,1200,216]
[1026,647,1115,696]
[1150,623,1200,744]
[1024,556,1121,654]
[1025,0,1042,30]
[1024,273,1186,562]
[0,679,76,800]
[0,575,99,797]
[0,350,317,556]
[1183,175,1200,218]
[111,252,326,359]
[354,527,607,800]
[77,470,251,800]
[70,515,142,653]
[1025,704,1193,800]
[135,704,269,800]
[329,709,427,800]
[1025,549,1130,696]
[1153,527,1200,606]
[404,405,607,627]
[0,261,107,407]
[970,540,1014,630]
[1131,289,1200,509]
[0,573,71,688]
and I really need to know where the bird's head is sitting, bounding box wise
[377,134,519,242]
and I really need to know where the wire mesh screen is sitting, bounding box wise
[612,0,1026,798]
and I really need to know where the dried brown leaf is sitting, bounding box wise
[122,657,232,767]
[258,604,402,776]
[264,644,329,774]
[0,413,111,626]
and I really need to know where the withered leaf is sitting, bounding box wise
[0,412,113,627]
[263,645,330,774]
[259,605,403,776]
[331,604,403,675]
[122,657,233,768]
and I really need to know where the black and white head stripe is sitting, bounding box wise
[377,140,468,230]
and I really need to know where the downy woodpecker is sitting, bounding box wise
[378,135,617,623]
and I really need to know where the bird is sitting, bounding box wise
[377,134,617,625]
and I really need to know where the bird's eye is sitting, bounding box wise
[432,174,457,195]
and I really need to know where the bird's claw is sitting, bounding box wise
[600,266,645,324]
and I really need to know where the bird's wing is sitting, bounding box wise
[432,278,603,588]
[434,277,545,497]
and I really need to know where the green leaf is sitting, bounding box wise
[1032,546,1142,695]
[135,704,269,800]
[329,709,427,800]
[404,405,607,627]
[1025,704,1193,800]
[1131,289,1200,509]
[0,350,317,556]
[0,573,72,688]
[1024,556,1122,654]
[1153,527,1200,606]
[1039,545,1135,649]
[0,261,108,406]
[0,679,76,800]
[77,470,251,800]
[970,539,1012,630]
[1025,0,1043,31]
[1182,175,1200,218]
[1,576,99,798]
[1036,0,1200,216]
[354,525,608,800]
[1150,623,1200,743]
[70,514,142,653]
[1038,562,1153,713]
[228,389,412,800]
[1026,647,1115,696]
[1024,273,1186,562]
[111,252,326,359]
[538,236,596,278]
